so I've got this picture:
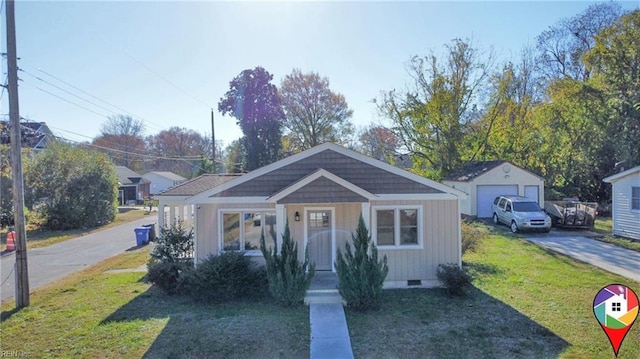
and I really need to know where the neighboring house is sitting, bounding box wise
[603,166,640,240]
[0,120,53,151]
[443,161,545,218]
[116,166,146,205]
[155,143,466,288]
[143,171,187,196]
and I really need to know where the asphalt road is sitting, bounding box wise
[1,217,154,301]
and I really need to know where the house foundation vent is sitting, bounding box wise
[407,280,422,286]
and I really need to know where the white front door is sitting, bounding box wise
[306,210,333,271]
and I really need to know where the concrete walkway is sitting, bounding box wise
[310,303,354,359]
[1,216,154,300]
[307,272,354,359]
[525,234,640,282]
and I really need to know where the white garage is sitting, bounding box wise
[443,161,545,218]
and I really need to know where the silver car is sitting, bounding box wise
[492,196,551,233]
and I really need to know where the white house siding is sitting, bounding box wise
[370,199,460,287]
[443,164,544,217]
[610,173,640,240]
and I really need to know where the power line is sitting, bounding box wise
[21,79,110,118]
[33,67,166,133]
[121,50,213,108]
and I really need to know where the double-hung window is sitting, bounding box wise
[373,206,422,248]
[632,186,640,211]
[221,210,276,254]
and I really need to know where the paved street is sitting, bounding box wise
[1,217,154,301]
[525,233,640,282]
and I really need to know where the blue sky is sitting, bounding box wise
[2,1,638,147]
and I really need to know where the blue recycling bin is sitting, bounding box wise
[135,226,151,246]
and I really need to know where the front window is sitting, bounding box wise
[632,187,640,211]
[222,211,276,252]
[373,207,421,248]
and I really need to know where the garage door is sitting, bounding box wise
[524,185,539,203]
[476,185,518,218]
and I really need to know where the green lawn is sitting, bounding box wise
[1,207,150,249]
[592,216,640,252]
[0,249,309,359]
[347,231,640,358]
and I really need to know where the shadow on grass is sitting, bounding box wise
[346,286,569,358]
[101,286,309,358]
[1,307,20,322]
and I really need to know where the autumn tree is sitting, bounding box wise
[535,2,622,82]
[358,125,400,165]
[146,127,211,177]
[218,67,284,171]
[584,10,640,172]
[222,139,245,173]
[378,38,491,179]
[93,115,146,171]
[279,69,354,153]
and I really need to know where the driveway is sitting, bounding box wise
[1,217,154,301]
[524,231,640,282]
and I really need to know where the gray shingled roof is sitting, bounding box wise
[158,174,240,196]
[116,166,143,185]
[145,171,187,182]
[443,161,506,182]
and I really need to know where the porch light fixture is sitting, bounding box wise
[294,211,300,222]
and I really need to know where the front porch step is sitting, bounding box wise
[305,289,344,305]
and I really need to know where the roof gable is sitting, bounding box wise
[190,143,463,201]
[116,166,143,185]
[268,169,375,203]
[603,166,640,183]
[444,161,543,182]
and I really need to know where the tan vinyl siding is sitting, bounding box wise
[371,199,460,282]
[195,202,276,262]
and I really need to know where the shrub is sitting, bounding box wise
[147,261,189,295]
[461,222,484,255]
[182,252,268,302]
[260,221,315,306]
[148,221,194,268]
[335,215,388,310]
[436,263,472,296]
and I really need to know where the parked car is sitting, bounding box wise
[492,195,551,233]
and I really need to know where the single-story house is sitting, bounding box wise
[116,166,147,205]
[603,166,640,240]
[442,161,545,218]
[155,143,466,288]
[143,171,187,196]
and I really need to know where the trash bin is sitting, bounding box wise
[134,227,151,246]
[142,223,156,241]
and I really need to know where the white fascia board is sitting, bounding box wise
[267,168,377,203]
[375,193,462,201]
[603,166,640,183]
[187,196,269,205]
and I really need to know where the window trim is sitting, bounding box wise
[631,186,640,212]
[218,208,276,256]
[371,205,423,250]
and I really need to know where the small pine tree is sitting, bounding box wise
[260,221,315,306]
[335,214,389,310]
[149,220,194,267]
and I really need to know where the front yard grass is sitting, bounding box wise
[1,206,150,249]
[347,231,640,358]
[0,248,309,359]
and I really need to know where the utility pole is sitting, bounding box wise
[6,0,30,308]
[211,109,216,174]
